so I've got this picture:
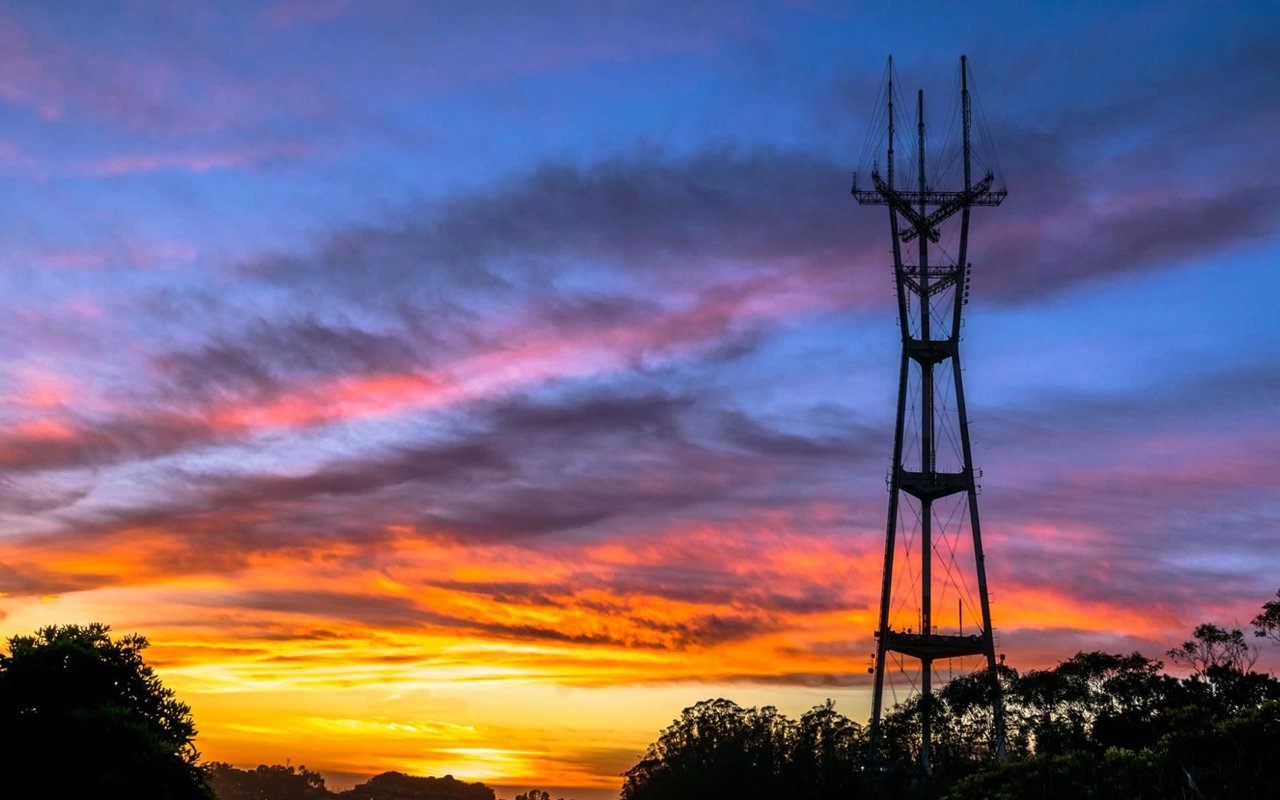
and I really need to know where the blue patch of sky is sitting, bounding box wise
[963,243,1280,411]
[684,308,897,433]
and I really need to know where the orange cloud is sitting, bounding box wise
[0,508,1225,793]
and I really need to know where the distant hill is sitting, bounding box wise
[207,764,496,800]
[339,772,495,800]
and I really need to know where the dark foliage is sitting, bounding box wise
[944,700,1280,800]
[513,791,571,800]
[1006,650,1179,757]
[1167,623,1259,673]
[621,698,864,800]
[624,590,1280,800]
[0,623,212,800]
[788,699,866,799]
[1252,588,1280,645]
[207,762,331,800]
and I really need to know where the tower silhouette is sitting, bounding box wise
[852,55,1007,772]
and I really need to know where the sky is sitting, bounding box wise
[0,0,1278,796]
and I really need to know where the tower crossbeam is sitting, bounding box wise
[851,188,1007,207]
[902,269,960,298]
[853,173,1005,242]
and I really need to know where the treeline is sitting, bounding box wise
[622,590,1280,800]
[623,653,1280,799]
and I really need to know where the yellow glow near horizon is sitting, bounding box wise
[0,519,1218,796]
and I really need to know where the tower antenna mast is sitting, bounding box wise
[853,55,1007,772]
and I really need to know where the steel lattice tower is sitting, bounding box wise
[853,55,1007,772]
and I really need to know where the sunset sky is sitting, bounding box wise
[0,1,1278,796]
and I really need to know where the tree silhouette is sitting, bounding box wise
[1167,623,1259,674]
[621,601,1280,799]
[0,623,211,799]
[937,611,1280,800]
[207,762,331,800]
[622,698,869,800]
[622,698,796,800]
[1010,651,1176,756]
[514,790,572,800]
[1252,588,1280,645]
[787,699,865,799]
[935,663,1021,762]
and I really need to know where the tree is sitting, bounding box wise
[621,699,793,800]
[208,762,332,800]
[1083,652,1178,751]
[1157,699,1280,800]
[941,744,1176,800]
[1008,651,1177,755]
[1252,588,1280,646]
[937,663,1024,763]
[514,791,568,800]
[0,623,211,799]
[1166,623,1259,674]
[786,699,864,799]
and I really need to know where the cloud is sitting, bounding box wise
[0,413,214,472]
[978,185,1280,301]
[198,587,783,652]
[202,441,509,509]
[718,408,877,459]
[0,561,115,597]
[244,146,877,315]
[13,344,1272,639]
[236,131,1280,346]
[154,316,423,401]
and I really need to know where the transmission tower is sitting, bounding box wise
[852,55,1007,772]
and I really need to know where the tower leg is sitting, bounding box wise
[921,658,933,775]
[869,349,911,763]
[954,348,1008,759]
